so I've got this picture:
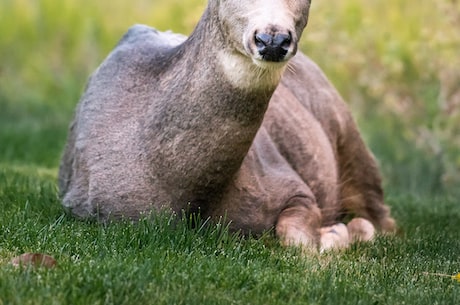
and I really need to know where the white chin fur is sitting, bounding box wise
[251,57,288,70]
[218,50,287,90]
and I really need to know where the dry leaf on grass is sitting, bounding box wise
[10,253,57,269]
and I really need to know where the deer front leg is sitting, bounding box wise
[319,223,350,252]
[276,196,380,252]
[276,196,322,250]
[318,217,376,252]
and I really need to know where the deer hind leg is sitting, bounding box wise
[338,127,396,233]
[338,156,396,233]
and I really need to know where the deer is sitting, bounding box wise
[58,0,396,252]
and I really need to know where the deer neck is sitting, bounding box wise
[153,5,287,208]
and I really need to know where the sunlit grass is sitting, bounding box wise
[0,166,458,304]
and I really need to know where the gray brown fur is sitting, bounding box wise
[59,0,395,249]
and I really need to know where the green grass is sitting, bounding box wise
[0,0,459,304]
[0,169,459,304]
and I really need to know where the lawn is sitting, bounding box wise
[0,0,459,304]
[0,171,458,304]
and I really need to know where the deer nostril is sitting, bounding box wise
[274,33,292,50]
[254,33,273,49]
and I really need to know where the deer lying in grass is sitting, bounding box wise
[59,0,395,251]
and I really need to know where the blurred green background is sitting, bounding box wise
[1,0,459,197]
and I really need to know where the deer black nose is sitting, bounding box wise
[254,32,292,62]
